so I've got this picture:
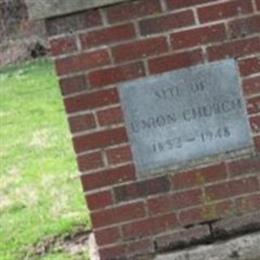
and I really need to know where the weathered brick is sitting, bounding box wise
[73,127,128,153]
[68,113,96,133]
[77,152,104,172]
[112,36,168,63]
[55,49,110,76]
[239,56,260,77]
[171,24,226,50]
[122,213,178,239]
[114,176,171,202]
[179,207,204,226]
[227,156,260,177]
[179,201,234,226]
[126,239,155,257]
[155,225,210,252]
[171,163,227,190]
[80,23,136,48]
[86,190,113,210]
[97,106,124,127]
[50,36,77,56]
[81,164,136,191]
[89,62,145,88]
[94,227,121,246]
[198,0,253,23]
[236,193,260,213]
[251,115,260,133]
[99,244,126,259]
[46,9,102,36]
[243,75,260,96]
[59,75,87,96]
[91,202,146,228]
[149,49,203,74]
[205,177,259,201]
[106,0,162,24]
[64,88,119,114]
[139,10,195,36]
[247,95,260,115]
[148,188,203,215]
[257,0,260,10]
[207,37,260,61]
[106,145,133,165]
[212,210,260,236]
[228,15,260,38]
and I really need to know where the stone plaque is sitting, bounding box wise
[119,59,252,177]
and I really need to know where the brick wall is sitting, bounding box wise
[45,0,260,259]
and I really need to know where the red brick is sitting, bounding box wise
[99,244,126,259]
[255,136,260,152]
[229,15,260,38]
[50,36,77,56]
[171,24,226,50]
[81,164,136,191]
[199,163,227,184]
[198,0,253,23]
[73,127,128,153]
[112,36,168,63]
[139,10,195,36]
[86,190,113,210]
[106,145,133,165]
[91,202,145,228]
[77,152,104,172]
[122,213,178,239]
[171,170,199,190]
[149,49,203,74]
[106,0,162,24]
[166,0,219,9]
[205,177,259,201]
[114,176,171,202]
[59,75,87,96]
[239,56,260,77]
[126,239,155,257]
[171,163,227,190]
[243,75,260,96]
[257,0,260,10]
[97,106,124,126]
[236,193,260,212]
[179,207,204,226]
[64,88,119,114]
[55,49,110,76]
[227,156,260,177]
[250,114,260,133]
[89,62,145,88]
[179,201,234,226]
[80,23,136,48]
[68,113,96,133]
[148,189,203,215]
[207,37,260,61]
[247,95,260,114]
[94,227,121,246]
[46,9,102,36]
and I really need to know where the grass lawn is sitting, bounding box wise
[0,59,90,260]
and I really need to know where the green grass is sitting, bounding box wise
[0,59,90,260]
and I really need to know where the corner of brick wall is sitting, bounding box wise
[45,0,260,259]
